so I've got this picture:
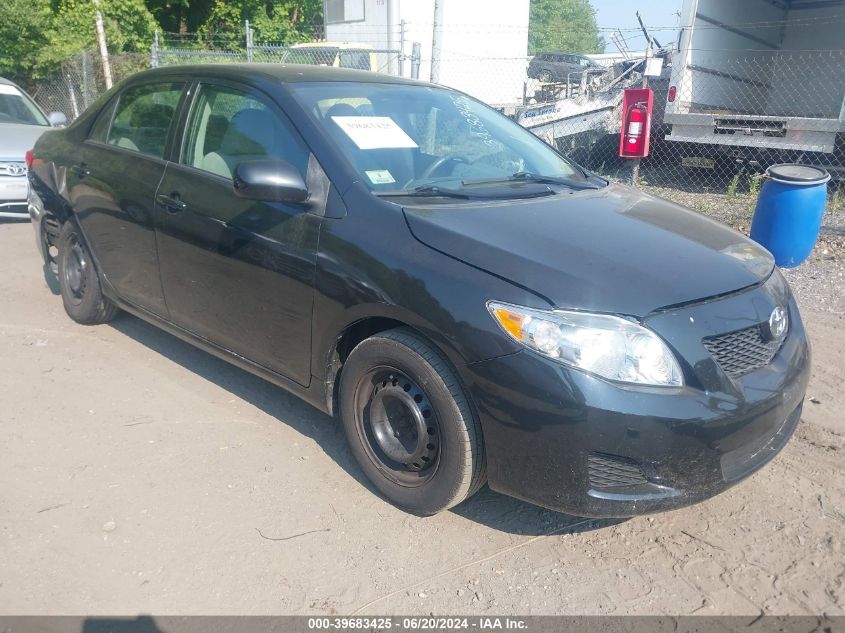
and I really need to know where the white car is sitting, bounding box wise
[0,77,66,218]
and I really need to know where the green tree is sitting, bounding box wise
[0,0,157,81]
[0,0,52,80]
[528,0,605,55]
[36,0,157,71]
[145,0,215,33]
[201,0,322,45]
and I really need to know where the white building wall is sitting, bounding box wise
[326,0,530,108]
[325,0,390,49]
[435,0,530,107]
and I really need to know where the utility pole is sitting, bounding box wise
[92,0,113,89]
[430,0,445,83]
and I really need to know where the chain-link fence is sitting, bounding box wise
[22,19,845,208]
[151,25,845,204]
[154,25,409,77]
[26,52,149,122]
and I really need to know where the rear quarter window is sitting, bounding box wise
[107,82,184,158]
[88,98,118,143]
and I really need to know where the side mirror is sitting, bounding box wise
[48,111,67,127]
[233,159,309,203]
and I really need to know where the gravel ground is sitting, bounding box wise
[1,210,843,616]
[643,185,845,315]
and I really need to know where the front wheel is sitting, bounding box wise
[57,221,119,325]
[338,328,486,515]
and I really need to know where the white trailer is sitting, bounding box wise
[665,0,845,160]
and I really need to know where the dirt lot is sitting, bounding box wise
[1,218,843,616]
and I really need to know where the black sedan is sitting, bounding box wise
[27,65,809,517]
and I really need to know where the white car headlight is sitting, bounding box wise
[487,301,683,387]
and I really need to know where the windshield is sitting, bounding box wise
[0,84,49,126]
[290,81,588,195]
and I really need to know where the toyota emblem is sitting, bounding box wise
[5,163,26,177]
[766,306,788,341]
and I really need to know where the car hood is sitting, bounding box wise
[403,184,774,317]
[0,123,50,160]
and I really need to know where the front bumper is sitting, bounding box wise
[0,175,29,218]
[463,281,810,517]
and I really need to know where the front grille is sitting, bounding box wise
[703,325,781,378]
[0,162,26,177]
[588,453,648,489]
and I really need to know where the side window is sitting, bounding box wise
[88,97,117,142]
[182,84,309,181]
[107,82,184,158]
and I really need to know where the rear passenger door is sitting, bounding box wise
[71,81,186,316]
[154,81,321,386]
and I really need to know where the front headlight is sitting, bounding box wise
[487,301,683,387]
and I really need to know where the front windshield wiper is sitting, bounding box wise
[461,171,601,189]
[376,184,471,199]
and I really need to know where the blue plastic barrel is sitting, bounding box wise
[750,164,830,268]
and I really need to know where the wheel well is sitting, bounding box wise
[326,317,408,416]
[335,317,407,363]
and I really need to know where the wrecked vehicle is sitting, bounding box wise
[28,65,809,516]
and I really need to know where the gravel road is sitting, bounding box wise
[1,219,843,616]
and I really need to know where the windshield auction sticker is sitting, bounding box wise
[365,169,396,184]
[331,116,418,150]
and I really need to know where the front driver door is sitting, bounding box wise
[154,81,320,387]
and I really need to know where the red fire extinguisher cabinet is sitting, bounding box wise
[619,88,654,158]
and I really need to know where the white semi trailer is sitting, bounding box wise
[665,0,845,173]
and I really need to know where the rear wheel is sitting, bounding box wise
[339,328,485,515]
[538,69,554,83]
[57,221,118,325]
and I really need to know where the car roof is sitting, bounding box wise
[128,64,418,87]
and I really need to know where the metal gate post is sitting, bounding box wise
[399,19,406,77]
[411,42,421,80]
[151,30,160,68]
[245,20,254,63]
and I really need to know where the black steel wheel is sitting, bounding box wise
[354,368,441,486]
[62,233,88,305]
[57,221,119,325]
[538,69,553,83]
[339,327,486,515]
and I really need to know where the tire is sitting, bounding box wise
[339,327,486,515]
[57,220,119,325]
[538,69,553,83]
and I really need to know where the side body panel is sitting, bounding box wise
[70,143,169,315]
[155,162,321,386]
